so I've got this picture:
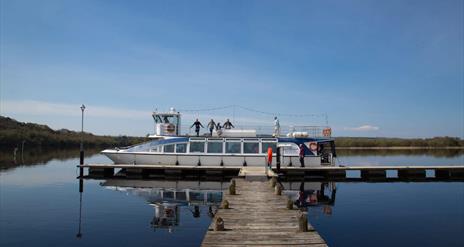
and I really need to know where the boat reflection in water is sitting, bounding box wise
[283,181,337,215]
[100,179,228,231]
[98,179,337,231]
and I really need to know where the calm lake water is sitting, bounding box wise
[0,149,463,247]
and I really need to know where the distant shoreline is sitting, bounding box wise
[2,116,463,150]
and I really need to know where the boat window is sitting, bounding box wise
[176,143,187,153]
[283,143,299,155]
[244,142,259,154]
[226,142,241,154]
[164,144,175,153]
[150,146,161,153]
[262,142,277,153]
[207,142,223,153]
[190,142,205,153]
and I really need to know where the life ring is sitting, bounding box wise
[309,142,318,152]
[165,124,175,133]
[267,147,273,165]
[322,128,332,137]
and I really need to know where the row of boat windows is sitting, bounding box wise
[151,142,277,154]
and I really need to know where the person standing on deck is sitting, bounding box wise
[223,119,234,129]
[190,119,204,137]
[215,122,223,136]
[273,116,280,137]
[207,119,216,136]
[299,144,305,167]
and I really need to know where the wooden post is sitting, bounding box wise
[221,200,229,209]
[298,212,308,232]
[275,183,282,195]
[286,198,293,209]
[229,180,236,195]
[214,217,225,231]
[269,177,277,187]
[435,169,450,179]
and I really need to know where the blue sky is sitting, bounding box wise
[1,0,463,137]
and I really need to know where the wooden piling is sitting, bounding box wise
[275,183,283,195]
[213,217,225,231]
[298,212,309,232]
[228,181,236,195]
[201,179,327,246]
[270,177,277,187]
[287,198,294,209]
[221,200,229,209]
[361,170,386,179]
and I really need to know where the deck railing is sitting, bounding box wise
[181,124,332,138]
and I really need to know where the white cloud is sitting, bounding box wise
[344,125,380,131]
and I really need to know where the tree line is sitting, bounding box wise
[0,116,147,149]
[1,116,462,149]
[334,136,463,147]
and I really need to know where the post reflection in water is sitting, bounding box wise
[284,181,337,215]
[76,178,84,239]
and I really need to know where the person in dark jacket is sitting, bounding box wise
[223,119,234,129]
[215,122,222,136]
[207,119,216,136]
[299,144,305,167]
[190,119,204,136]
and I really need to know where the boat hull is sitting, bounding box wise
[102,151,322,167]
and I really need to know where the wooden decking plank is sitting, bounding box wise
[201,178,328,247]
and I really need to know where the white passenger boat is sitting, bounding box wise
[102,108,337,167]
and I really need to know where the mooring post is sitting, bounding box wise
[275,183,283,195]
[286,198,294,209]
[298,212,308,232]
[269,177,277,187]
[221,199,229,209]
[276,147,281,173]
[214,217,225,231]
[229,179,236,195]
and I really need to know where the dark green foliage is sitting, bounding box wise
[1,116,462,149]
[0,116,148,149]
[334,137,463,147]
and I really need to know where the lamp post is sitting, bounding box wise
[77,104,85,239]
[79,104,85,180]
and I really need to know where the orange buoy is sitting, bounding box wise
[267,147,273,165]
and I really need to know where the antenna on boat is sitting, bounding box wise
[232,105,236,124]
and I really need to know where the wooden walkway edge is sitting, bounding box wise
[201,177,327,247]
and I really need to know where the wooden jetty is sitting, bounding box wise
[79,164,464,180]
[201,168,327,247]
[79,164,240,179]
[277,165,464,180]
